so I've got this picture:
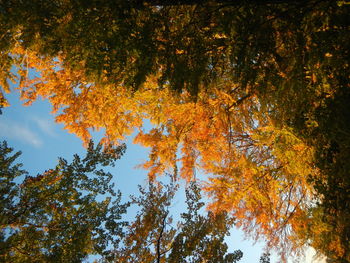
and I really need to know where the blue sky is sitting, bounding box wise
[1,87,322,262]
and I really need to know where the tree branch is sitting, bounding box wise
[156,212,168,263]
[226,93,252,111]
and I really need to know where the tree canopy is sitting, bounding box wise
[0,140,247,262]
[1,0,348,97]
[0,140,128,262]
[0,0,349,261]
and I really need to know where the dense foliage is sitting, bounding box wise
[0,141,245,262]
[0,0,349,261]
[0,140,128,262]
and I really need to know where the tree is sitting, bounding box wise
[293,87,350,263]
[1,0,349,261]
[5,47,316,259]
[0,140,128,262]
[1,0,347,96]
[109,180,243,263]
[259,253,271,263]
[169,181,243,263]
[108,180,177,263]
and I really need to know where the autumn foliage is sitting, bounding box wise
[2,45,317,260]
[1,0,349,261]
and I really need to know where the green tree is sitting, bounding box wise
[109,179,243,263]
[0,141,128,262]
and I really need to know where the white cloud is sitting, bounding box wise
[31,116,57,137]
[0,120,43,147]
